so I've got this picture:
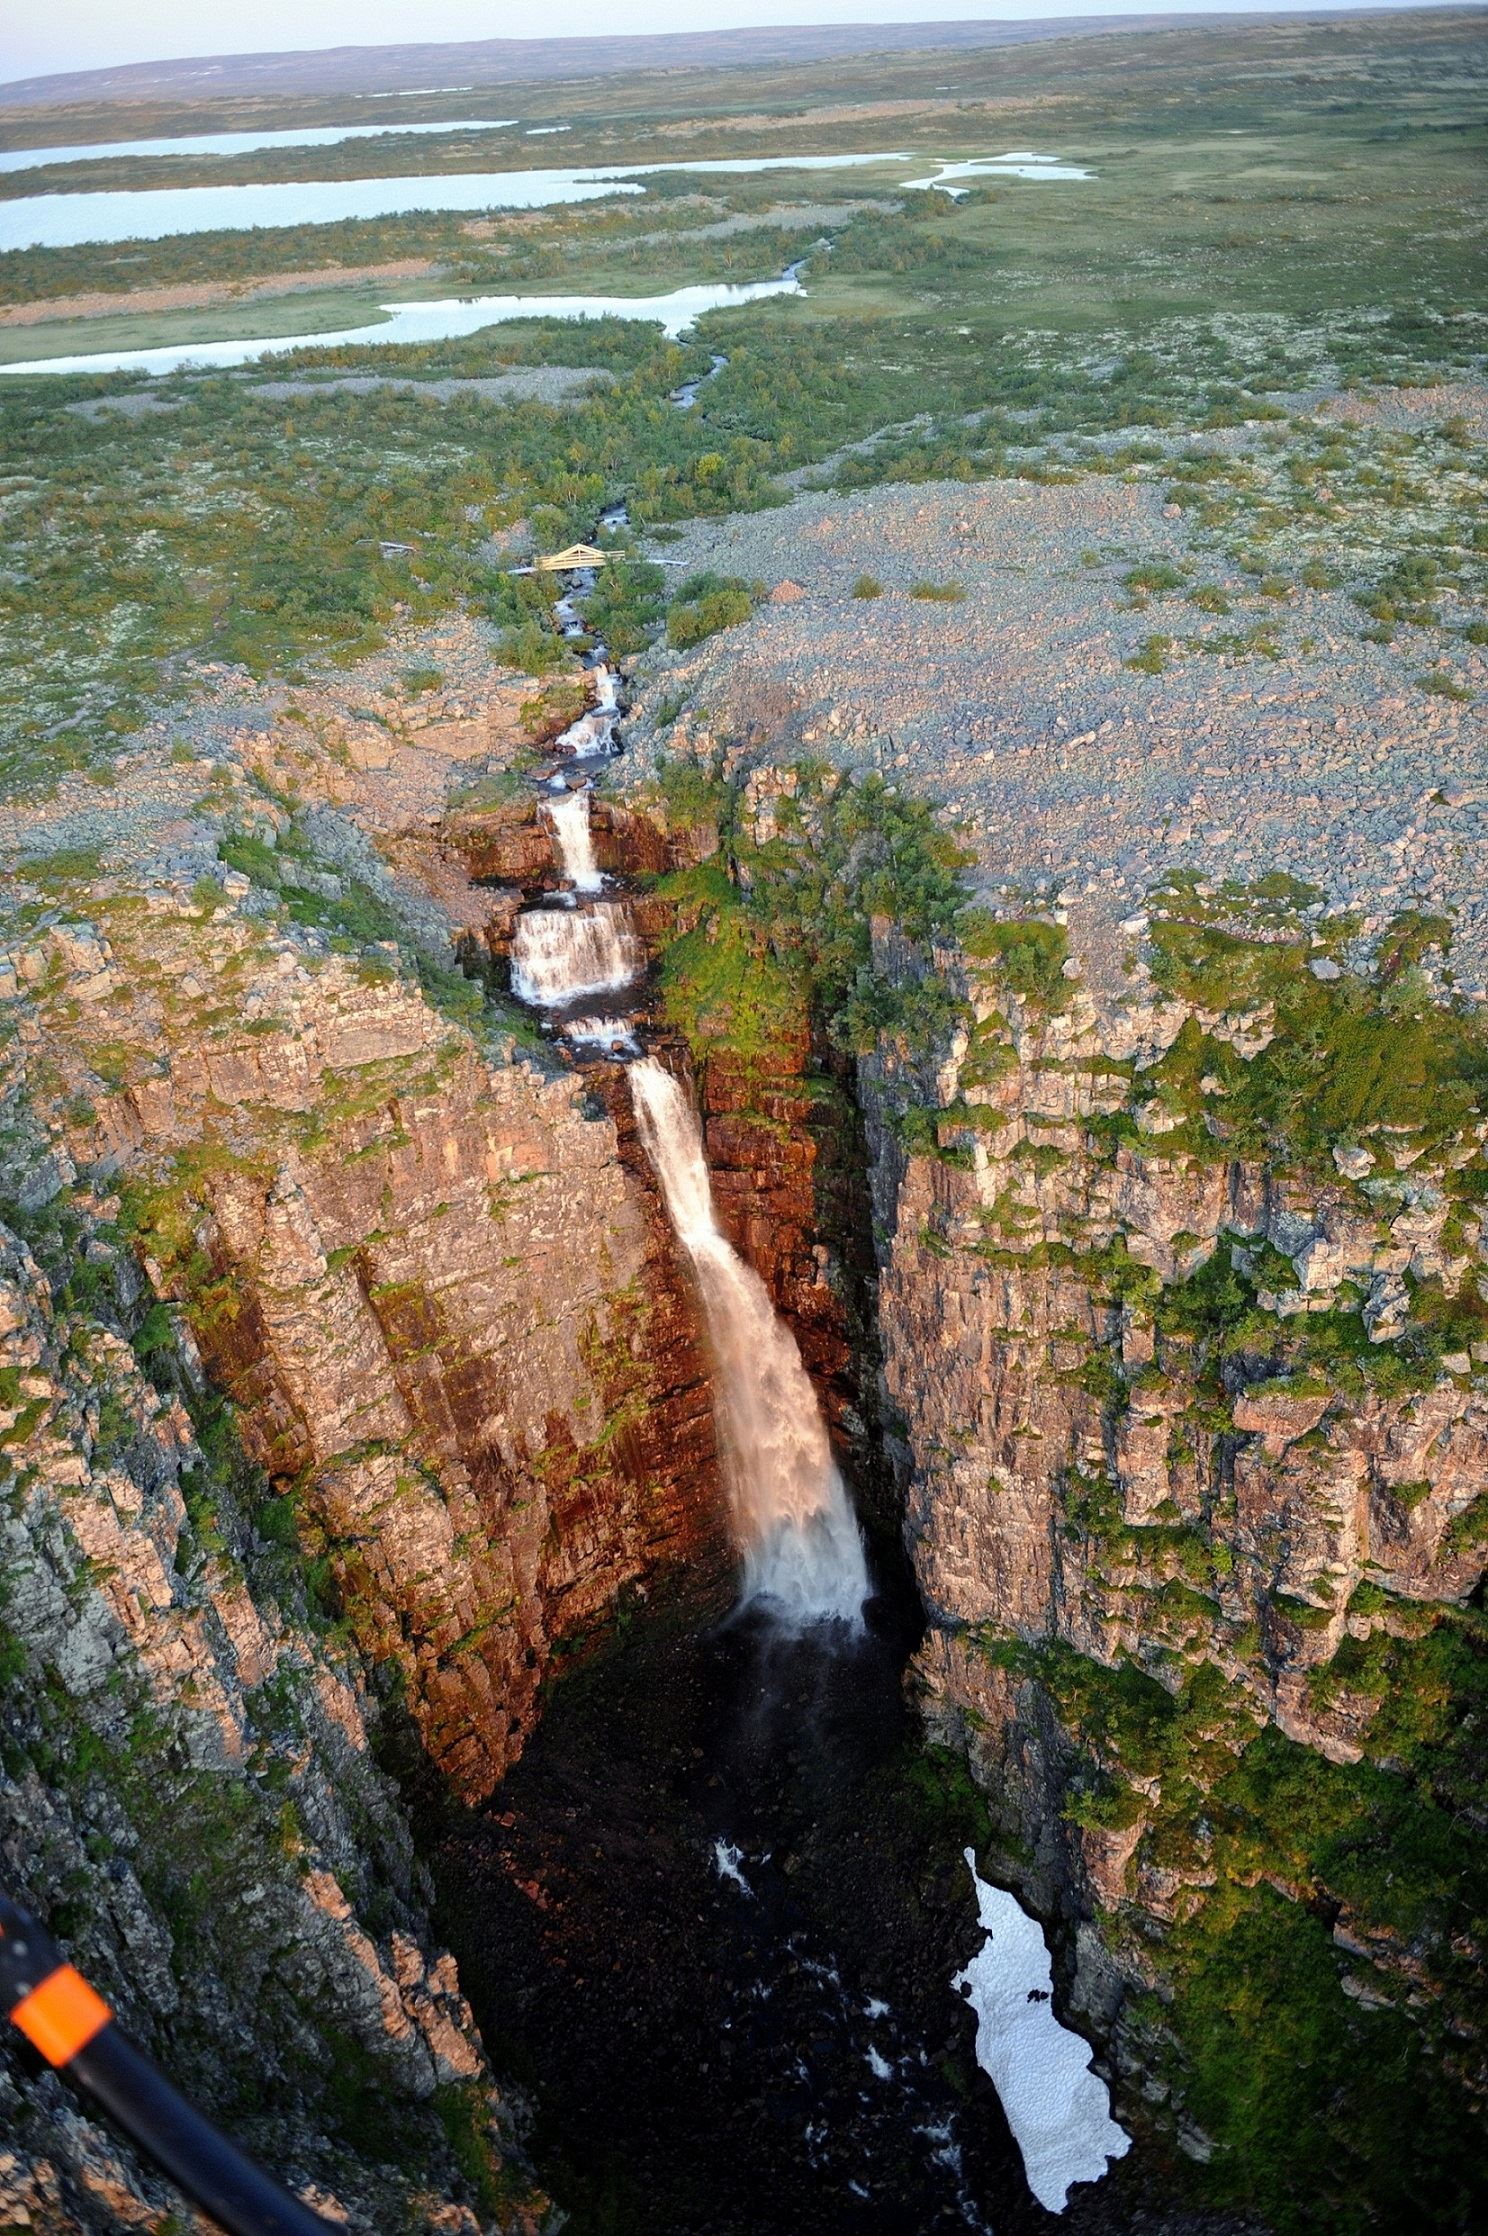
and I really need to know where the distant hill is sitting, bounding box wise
[0,14,1297,108]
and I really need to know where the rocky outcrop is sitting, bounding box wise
[854,883,1488,2185]
[3,870,729,1807]
[0,1216,542,2233]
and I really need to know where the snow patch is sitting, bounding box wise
[953,1849,1129,2213]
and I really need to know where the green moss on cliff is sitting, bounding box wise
[1139,876,1487,1172]
[651,762,972,1068]
[981,1616,1488,2233]
[659,900,808,1067]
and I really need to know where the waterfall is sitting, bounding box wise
[563,1013,638,1053]
[546,787,603,893]
[555,706,618,759]
[629,1057,869,1627]
[510,901,643,1007]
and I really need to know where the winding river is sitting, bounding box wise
[0,275,803,380]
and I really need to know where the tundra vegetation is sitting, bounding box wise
[1,8,1484,786]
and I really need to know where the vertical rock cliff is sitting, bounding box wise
[857,882,1488,2223]
[0,1212,541,2231]
[6,874,728,1806]
[0,765,733,2227]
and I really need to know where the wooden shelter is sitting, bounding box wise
[535,543,609,572]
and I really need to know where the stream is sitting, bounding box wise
[433,541,1131,2231]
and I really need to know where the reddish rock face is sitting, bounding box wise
[443,800,559,891]
[0,1214,544,2230]
[23,876,732,1804]
[190,1039,731,1802]
[856,914,1488,2098]
[693,1038,893,1530]
[704,1049,848,1395]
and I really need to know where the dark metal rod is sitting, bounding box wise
[2,1890,339,2236]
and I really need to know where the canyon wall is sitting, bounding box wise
[0,773,732,2227]
[0,1210,541,2232]
[7,868,728,1807]
[854,888,1487,2216]
[643,739,1485,2216]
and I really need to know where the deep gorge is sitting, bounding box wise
[3,687,1486,2235]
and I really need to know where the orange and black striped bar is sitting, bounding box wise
[2,1890,338,2236]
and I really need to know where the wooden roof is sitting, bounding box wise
[535,543,609,572]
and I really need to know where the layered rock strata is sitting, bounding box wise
[2,870,728,1809]
[854,889,1488,2179]
[0,1216,541,2233]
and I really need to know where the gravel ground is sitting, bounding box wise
[0,611,516,886]
[6,381,1484,1006]
[245,366,616,403]
[629,463,1488,992]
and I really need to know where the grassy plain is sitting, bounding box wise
[0,285,404,361]
[0,8,1481,782]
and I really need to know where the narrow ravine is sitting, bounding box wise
[432,540,1134,2233]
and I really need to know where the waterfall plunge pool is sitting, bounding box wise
[430,1595,1135,2234]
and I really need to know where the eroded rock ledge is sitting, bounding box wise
[0,1216,543,2232]
[852,874,1487,2215]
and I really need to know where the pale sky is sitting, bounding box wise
[0,4,1422,94]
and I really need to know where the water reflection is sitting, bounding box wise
[0,275,803,378]
[0,150,911,252]
[0,121,518,175]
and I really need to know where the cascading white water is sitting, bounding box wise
[510,901,643,1006]
[562,1013,638,1051]
[546,787,603,893]
[555,705,618,758]
[629,1057,869,1627]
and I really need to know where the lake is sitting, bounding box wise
[0,151,1091,253]
[0,121,519,176]
[0,274,806,379]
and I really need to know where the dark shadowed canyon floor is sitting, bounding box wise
[431,1579,1251,2236]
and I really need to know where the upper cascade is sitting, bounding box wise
[546,786,604,893]
[629,1057,870,1628]
[509,901,643,1007]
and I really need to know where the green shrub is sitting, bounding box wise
[1125,633,1172,675]
[1123,560,1186,594]
[666,573,759,650]
[960,910,1070,1007]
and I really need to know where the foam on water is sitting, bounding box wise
[508,902,642,1007]
[713,1839,754,1894]
[545,787,603,893]
[561,1015,638,1053]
